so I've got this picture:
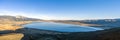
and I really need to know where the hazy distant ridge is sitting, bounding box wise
[79,19,120,27]
[0,15,42,21]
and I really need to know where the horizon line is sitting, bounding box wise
[0,15,119,20]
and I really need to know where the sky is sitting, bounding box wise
[0,0,120,20]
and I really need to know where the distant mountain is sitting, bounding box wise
[79,19,120,27]
[0,15,42,21]
[53,18,120,29]
[77,19,120,29]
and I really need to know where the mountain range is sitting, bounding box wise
[76,19,120,28]
[0,15,42,21]
[0,15,119,29]
[52,18,120,29]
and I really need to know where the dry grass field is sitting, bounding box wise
[0,21,32,31]
[0,33,23,40]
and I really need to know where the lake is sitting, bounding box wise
[23,22,103,32]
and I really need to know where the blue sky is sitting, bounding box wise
[0,0,120,20]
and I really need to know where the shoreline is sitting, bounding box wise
[52,21,102,27]
[0,21,34,31]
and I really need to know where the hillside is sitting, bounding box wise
[0,15,43,31]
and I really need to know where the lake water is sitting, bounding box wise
[23,22,104,32]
